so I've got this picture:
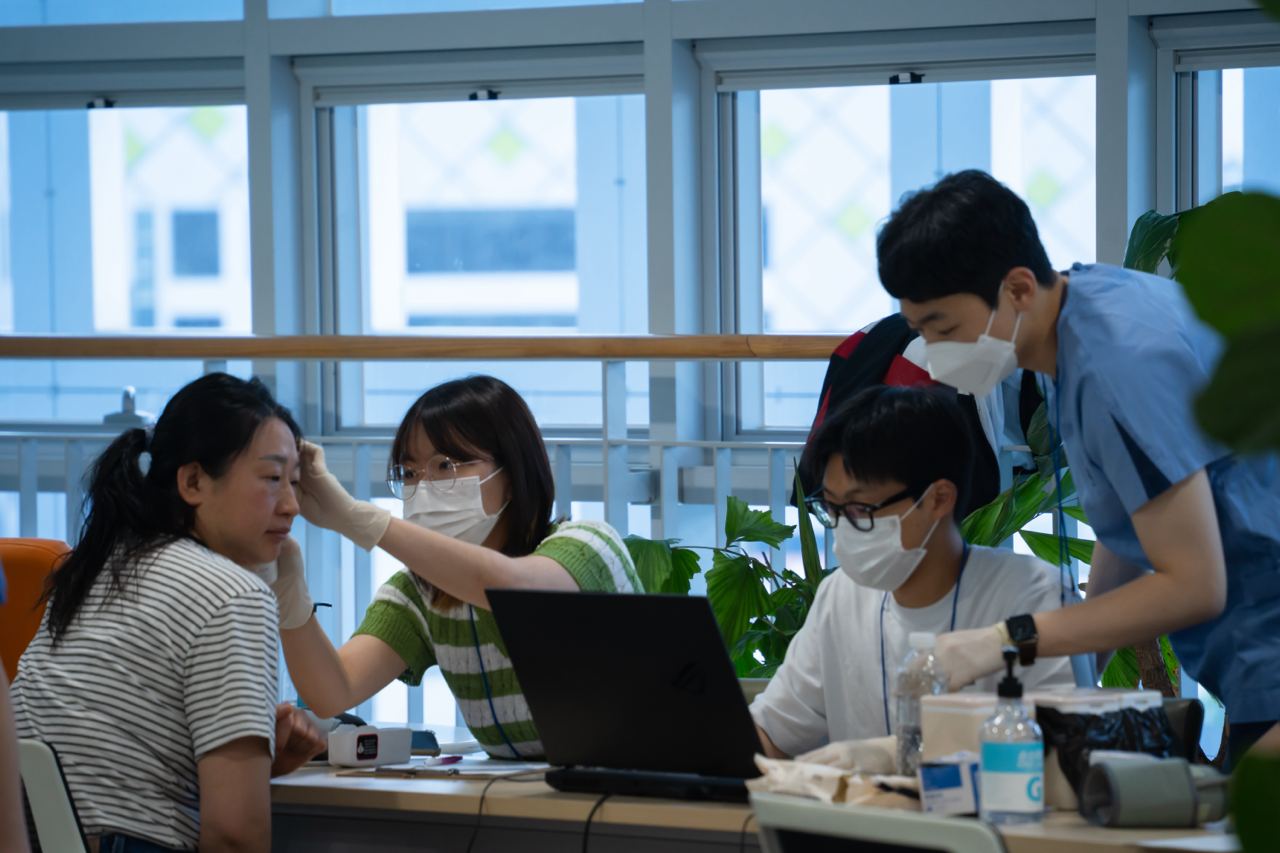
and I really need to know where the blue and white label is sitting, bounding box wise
[980,742,1043,814]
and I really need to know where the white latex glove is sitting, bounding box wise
[248,538,315,630]
[935,624,1008,691]
[796,735,898,775]
[297,440,391,551]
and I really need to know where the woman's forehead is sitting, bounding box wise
[404,423,481,462]
[402,426,437,462]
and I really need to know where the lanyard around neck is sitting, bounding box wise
[879,542,970,737]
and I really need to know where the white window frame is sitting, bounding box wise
[1151,8,1280,213]
[293,43,647,439]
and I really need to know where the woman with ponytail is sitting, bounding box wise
[11,373,324,853]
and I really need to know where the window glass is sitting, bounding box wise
[331,96,648,429]
[743,76,1096,430]
[1221,66,1280,194]
[0,0,239,25]
[0,106,250,421]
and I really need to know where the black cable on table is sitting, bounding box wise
[581,793,612,853]
[463,770,547,853]
[739,810,757,853]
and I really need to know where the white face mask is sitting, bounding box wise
[834,488,940,592]
[923,298,1022,397]
[403,468,507,545]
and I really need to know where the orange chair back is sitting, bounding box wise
[1,538,70,680]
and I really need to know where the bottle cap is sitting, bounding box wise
[908,632,936,650]
[997,646,1023,699]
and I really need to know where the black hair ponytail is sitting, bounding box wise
[43,373,300,643]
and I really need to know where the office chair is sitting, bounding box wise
[751,792,1007,853]
[19,739,90,853]
[0,538,70,679]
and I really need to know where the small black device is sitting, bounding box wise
[486,590,763,802]
[1005,614,1039,666]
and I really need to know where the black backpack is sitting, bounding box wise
[795,313,1033,519]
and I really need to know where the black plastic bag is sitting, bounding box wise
[1036,706,1177,794]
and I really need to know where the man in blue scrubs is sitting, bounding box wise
[874,169,1280,765]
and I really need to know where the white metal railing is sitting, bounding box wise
[0,424,831,725]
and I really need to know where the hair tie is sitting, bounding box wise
[138,427,154,477]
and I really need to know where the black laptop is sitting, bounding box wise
[486,590,762,802]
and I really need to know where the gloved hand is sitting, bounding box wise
[248,537,315,630]
[297,440,391,551]
[796,735,898,775]
[935,624,1008,691]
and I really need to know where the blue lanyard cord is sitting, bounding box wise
[1045,375,1075,605]
[468,605,524,760]
[879,543,969,736]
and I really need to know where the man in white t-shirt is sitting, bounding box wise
[752,385,1076,759]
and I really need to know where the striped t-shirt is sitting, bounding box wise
[356,519,640,758]
[12,538,278,851]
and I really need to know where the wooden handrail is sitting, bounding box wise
[0,334,847,360]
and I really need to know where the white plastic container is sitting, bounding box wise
[327,725,413,767]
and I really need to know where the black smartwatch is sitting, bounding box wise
[1005,614,1039,666]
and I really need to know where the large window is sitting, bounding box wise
[328,96,649,430]
[0,106,250,421]
[736,75,1096,431]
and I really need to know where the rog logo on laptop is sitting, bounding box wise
[670,661,708,696]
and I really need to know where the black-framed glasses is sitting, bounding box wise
[805,487,918,531]
[386,454,490,500]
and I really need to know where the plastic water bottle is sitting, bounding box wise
[894,632,948,776]
[980,648,1044,825]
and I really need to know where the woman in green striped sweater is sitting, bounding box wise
[265,376,641,759]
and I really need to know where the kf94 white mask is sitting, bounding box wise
[833,489,940,592]
[924,304,1023,397]
[403,468,507,545]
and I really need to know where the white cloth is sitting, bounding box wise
[12,539,278,850]
[750,546,1075,757]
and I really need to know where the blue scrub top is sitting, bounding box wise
[1054,263,1280,724]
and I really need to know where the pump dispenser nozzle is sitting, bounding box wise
[997,646,1023,699]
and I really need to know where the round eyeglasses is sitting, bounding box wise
[386,454,490,500]
[804,487,917,532]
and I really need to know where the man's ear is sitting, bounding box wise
[929,479,959,520]
[176,461,209,508]
[1003,266,1042,310]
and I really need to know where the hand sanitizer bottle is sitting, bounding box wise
[979,648,1044,825]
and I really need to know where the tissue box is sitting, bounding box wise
[920,694,997,761]
[327,725,413,767]
[918,752,981,816]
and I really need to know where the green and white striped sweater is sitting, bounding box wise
[354,519,641,758]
